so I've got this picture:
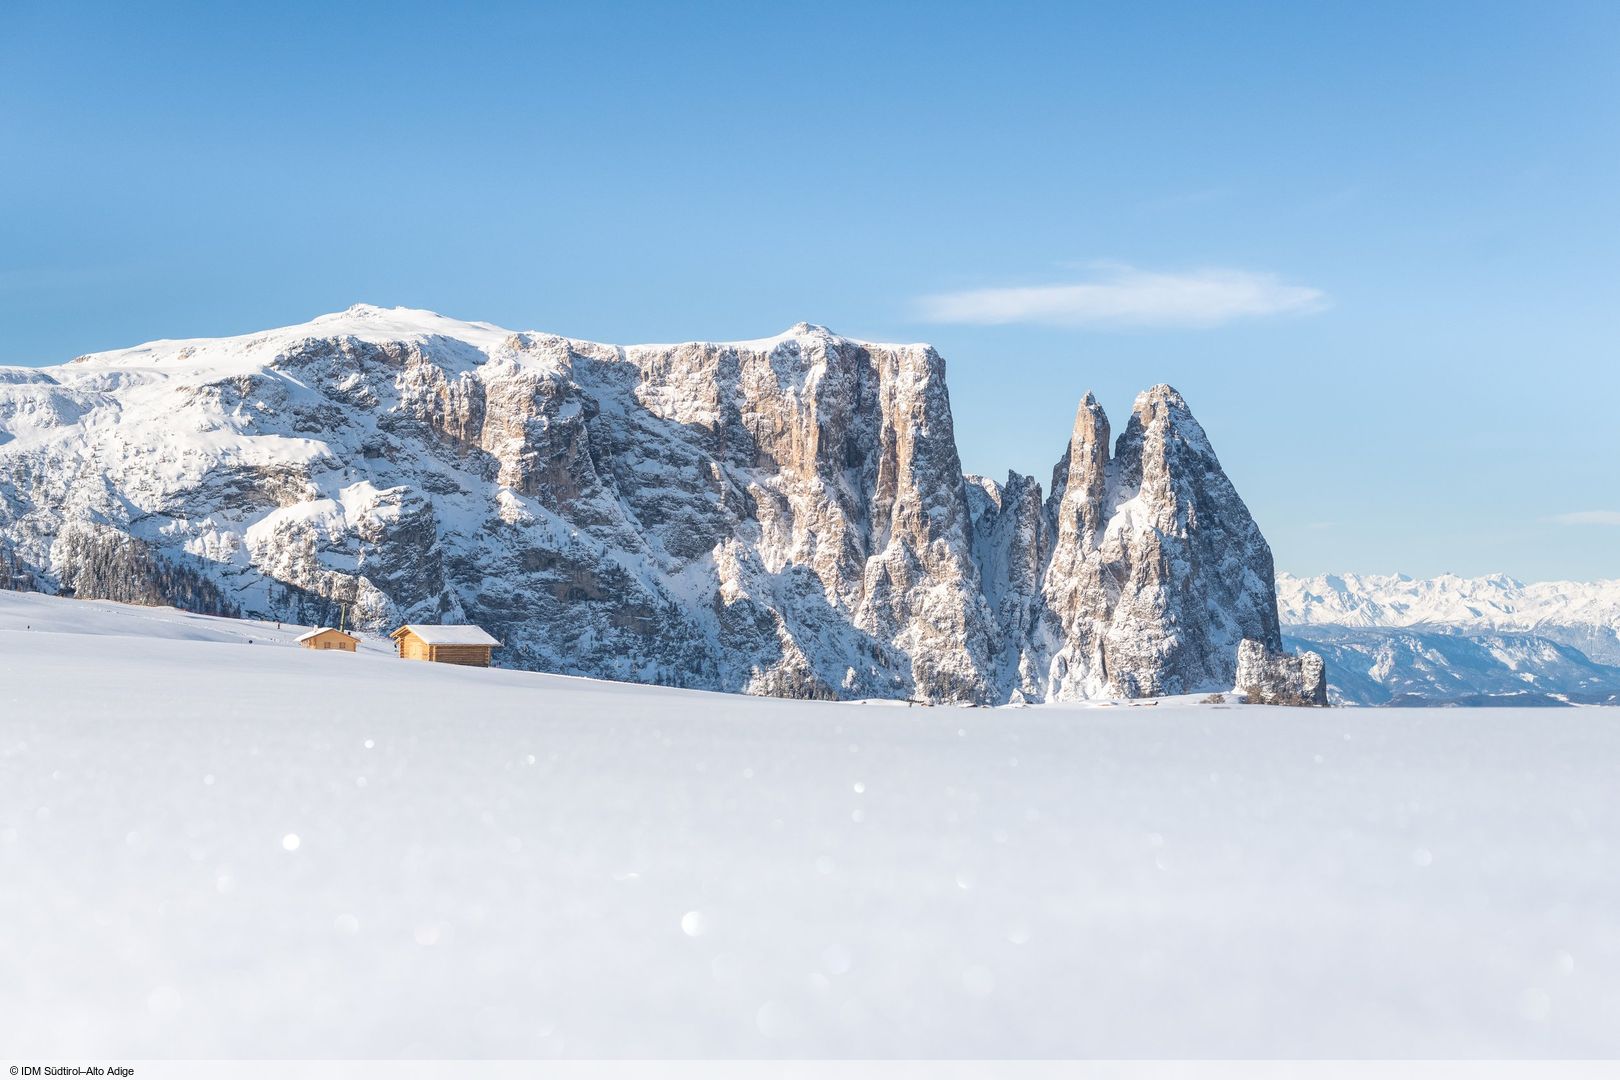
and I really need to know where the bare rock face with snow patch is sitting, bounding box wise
[1236,638,1330,706]
[971,385,1309,701]
[0,305,1319,704]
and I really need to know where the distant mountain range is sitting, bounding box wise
[1278,572,1620,706]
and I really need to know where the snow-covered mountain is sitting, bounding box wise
[1278,571,1620,705]
[1283,626,1620,707]
[0,304,1315,704]
[1279,571,1620,665]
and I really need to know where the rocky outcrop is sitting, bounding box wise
[0,305,1323,704]
[1236,638,1329,706]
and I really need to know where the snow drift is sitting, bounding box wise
[0,591,1612,1056]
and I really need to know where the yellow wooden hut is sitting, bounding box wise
[389,624,500,667]
[296,627,359,652]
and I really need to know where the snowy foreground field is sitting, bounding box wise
[2,592,1618,1058]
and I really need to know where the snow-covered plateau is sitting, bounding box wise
[0,304,1320,706]
[2,591,1617,1057]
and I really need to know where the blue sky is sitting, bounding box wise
[3,1,1616,580]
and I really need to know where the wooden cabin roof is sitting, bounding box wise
[295,626,358,643]
[389,624,500,646]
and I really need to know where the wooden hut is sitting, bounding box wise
[389,624,500,667]
[296,627,359,652]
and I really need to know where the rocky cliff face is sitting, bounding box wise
[968,385,1295,702]
[1236,638,1329,706]
[0,305,1319,703]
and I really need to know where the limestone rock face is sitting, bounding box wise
[0,305,1321,704]
[965,471,1047,700]
[969,385,1309,701]
[1236,638,1330,706]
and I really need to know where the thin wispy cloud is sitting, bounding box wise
[915,264,1328,328]
[1546,511,1620,526]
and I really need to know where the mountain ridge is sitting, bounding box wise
[0,305,1319,704]
[52,306,918,371]
[1278,570,1620,664]
[1278,570,1620,705]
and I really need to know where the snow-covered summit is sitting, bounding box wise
[57,307,920,375]
[62,304,517,372]
[306,303,518,346]
[612,319,927,354]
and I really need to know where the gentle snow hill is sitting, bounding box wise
[0,589,392,653]
[2,591,1618,1057]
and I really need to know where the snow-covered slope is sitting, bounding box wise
[1279,572,1620,664]
[3,590,1616,1056]
[0,304,1309,704]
